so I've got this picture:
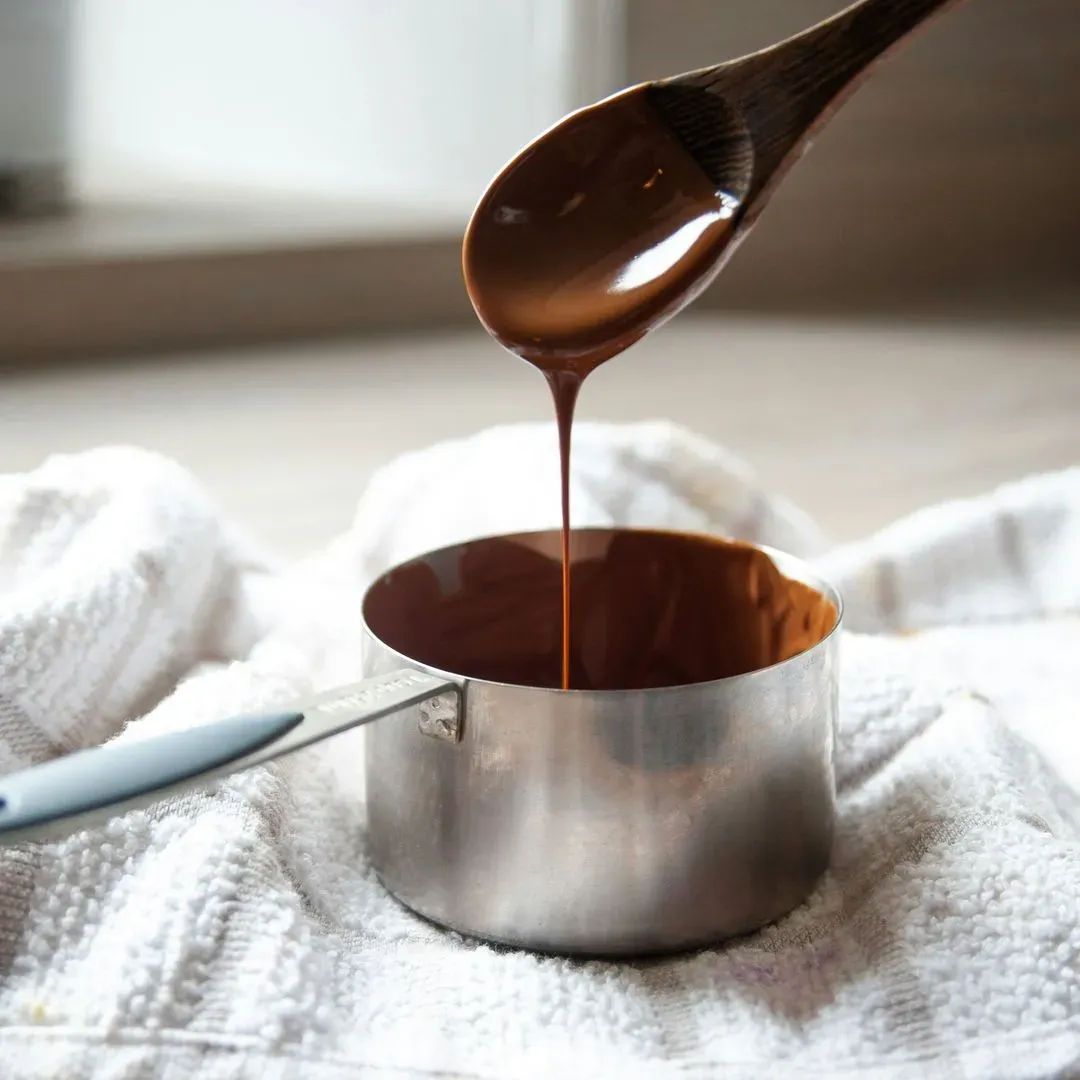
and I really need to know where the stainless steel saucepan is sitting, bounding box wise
[0,527,841,957]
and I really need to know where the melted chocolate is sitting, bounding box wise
[364,531,837,692]
[463,85,737,369]
[463,86,743,689]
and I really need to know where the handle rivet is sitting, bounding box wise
[418,692,461,743]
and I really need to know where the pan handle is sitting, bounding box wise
[0,668,459,846]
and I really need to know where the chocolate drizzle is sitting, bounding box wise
[464,85,743,689]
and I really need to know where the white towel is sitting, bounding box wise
[1,422,1078,1079]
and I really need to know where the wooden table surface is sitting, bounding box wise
[2,314,1078,558]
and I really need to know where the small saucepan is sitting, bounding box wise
[0,527,841,957]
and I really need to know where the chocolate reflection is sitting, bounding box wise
[363,529,837,691]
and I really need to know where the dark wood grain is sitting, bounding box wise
[649,0,966,217]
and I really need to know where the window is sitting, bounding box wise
[74,0,625,212]
[0,1,625,362]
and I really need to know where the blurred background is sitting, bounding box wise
[1,0,1078,556]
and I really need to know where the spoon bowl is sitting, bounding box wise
[463,87,752,375]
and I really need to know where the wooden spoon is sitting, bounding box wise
[463,0,967,369]
[645,0,966,229]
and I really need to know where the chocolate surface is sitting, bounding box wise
[364,530,838,691]
[463,85,736,371]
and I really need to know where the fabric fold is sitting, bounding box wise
[0,424,1077,1079]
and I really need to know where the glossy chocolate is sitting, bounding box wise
[364,530,837,692]
[463,85,738,371]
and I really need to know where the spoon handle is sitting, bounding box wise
[727,0,966,200]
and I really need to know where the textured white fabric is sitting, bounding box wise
[0,423,1078,1079]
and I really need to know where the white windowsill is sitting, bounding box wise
[0,192,466,267]
[0,193,472,367]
